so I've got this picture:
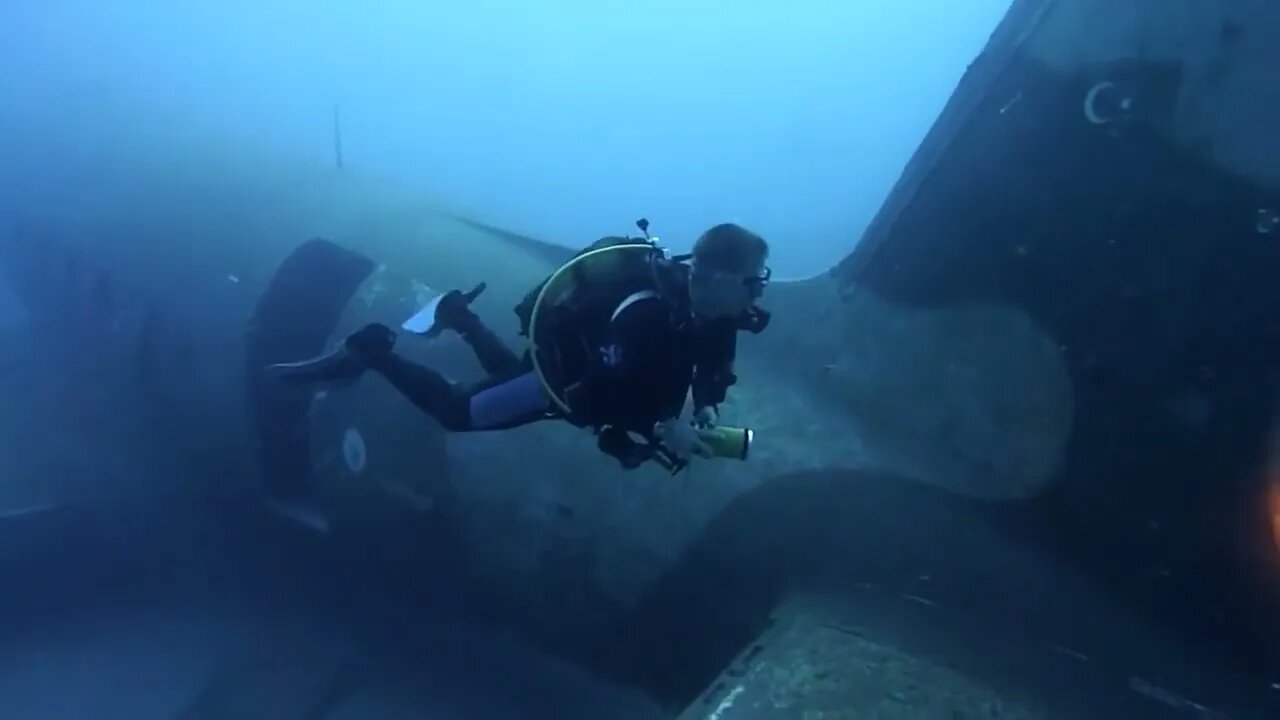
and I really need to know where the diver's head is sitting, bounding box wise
[688,223,770,320]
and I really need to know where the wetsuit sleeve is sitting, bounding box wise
[692,320,738,410]
[608,297,676,378]
[602,297,690,425]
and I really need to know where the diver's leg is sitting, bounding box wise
[456,317,522,378]
[435,288,522,377]
[465,370,550,430]
[370,354,549,431]
[265,288,521,385]
[268,322,546,430]
[366,351,474,430]
[264,323,392,384]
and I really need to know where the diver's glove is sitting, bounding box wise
[654,415,715,462]
[432,283,487,336]
[693,406,719,428]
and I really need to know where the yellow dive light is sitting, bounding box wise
[700,425,753,461]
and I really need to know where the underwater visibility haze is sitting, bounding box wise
[3,0,1280,718]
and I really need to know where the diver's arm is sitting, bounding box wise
[604,301,723,468]
[608,298,674,377]
[606,298,692,423]
[692,320,739,414]
[585,300,683,470]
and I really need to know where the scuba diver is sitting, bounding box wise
[266,220,771,472]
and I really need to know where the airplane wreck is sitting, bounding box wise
[2,0,1278,717]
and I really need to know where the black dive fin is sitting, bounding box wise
[264,347,365,385]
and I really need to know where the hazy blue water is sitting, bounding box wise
[0,272,25,331]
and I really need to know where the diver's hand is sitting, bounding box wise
[693,406,719,428]
[654,417,715,462]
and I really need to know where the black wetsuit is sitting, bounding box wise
[545,266,740,435]
[359,258,742,467]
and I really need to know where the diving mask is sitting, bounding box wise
[689,264,771,319]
